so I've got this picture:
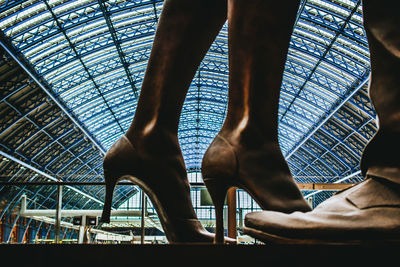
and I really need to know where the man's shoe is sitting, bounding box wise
[243,177,400,244]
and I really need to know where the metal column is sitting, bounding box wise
[227,187,236,239]
[54,185,62,243]
[140,190,147,244]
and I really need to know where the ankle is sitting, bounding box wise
[219,124,279,148]
[126,125,180,152]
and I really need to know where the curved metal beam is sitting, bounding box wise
[0,150,104,205]
[285,73,370,160]
[0,34,106,155]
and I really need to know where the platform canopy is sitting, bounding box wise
[0,0,375,215]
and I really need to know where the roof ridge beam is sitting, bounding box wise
[42,0,124,133]
[97,0,139,98]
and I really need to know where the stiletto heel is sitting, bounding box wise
[100,171,117,223]
[203,178,230,244]
[202,134,311,228]
[100,135,235,243]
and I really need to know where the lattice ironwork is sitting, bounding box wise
[0,0,378,238]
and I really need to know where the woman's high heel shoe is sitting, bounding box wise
[100,135,225,243]
[202,134,312,243]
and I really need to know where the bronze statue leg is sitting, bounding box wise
[202,0,310,244]
[222,0,300,143]
[126,0,227,143]
[360,0,400,184]
[101,0,231,243]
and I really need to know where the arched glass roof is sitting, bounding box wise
[0,0,377,237]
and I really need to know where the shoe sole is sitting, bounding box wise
[243,226,400,245]
[109,175,216,244]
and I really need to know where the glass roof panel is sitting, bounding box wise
[0,0,371,188]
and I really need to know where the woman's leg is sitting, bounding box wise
[102,0,229,243]
[202,0,310,243]
[222,0,299,143]
[126,0,227,146]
